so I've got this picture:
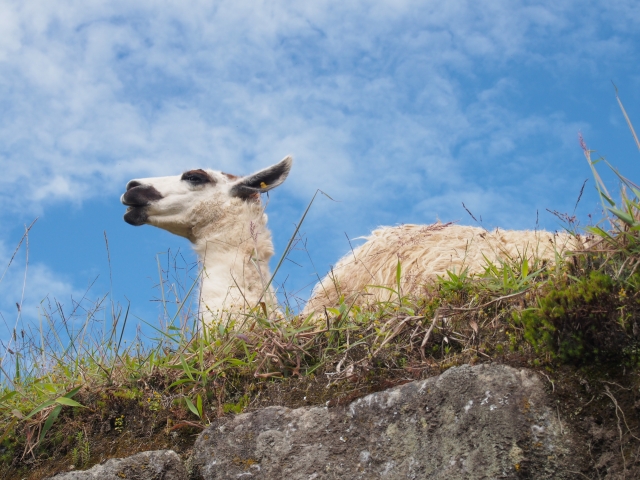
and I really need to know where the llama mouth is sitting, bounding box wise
[123,206,148,226]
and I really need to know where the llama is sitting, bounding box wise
[305,222,580,313]
[121,156,292,324]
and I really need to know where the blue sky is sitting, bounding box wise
[1,1,640,351]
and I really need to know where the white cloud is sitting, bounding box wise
[0,1,614,209]
[0,0,637,333]
[0,0,638,310]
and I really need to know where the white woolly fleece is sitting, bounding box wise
[305,223,582,313]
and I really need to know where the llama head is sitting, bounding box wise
[121,156,292,241]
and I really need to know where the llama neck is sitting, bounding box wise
[192,201,275,319]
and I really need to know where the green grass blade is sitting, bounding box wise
[180,356,195,381]
[185,397,201,419]
[613,83,640,152]
[24,399,57,420]
[156,253,170,321]
[39,405,62,442]
[196,394,203,418]
[521,258,529,279]
[608,207,636,227]
[55,397,84,407]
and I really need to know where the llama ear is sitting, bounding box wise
[230,156,293,199]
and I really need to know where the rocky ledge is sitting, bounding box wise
[46,363,580,480]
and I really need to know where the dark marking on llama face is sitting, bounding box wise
[123,206,148,226]
[121,183,164,226]
[122,184,163,207]
[181,169,214,186]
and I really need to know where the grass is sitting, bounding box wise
[3,230,638,480]
[2,96,640,479]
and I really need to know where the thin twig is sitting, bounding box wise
[420,312,439,359]
[604,385,640,442]
[540,371,555,393]
[603,386,628,476]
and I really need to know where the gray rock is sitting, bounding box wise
[43,364,582,480]
[191,364,578,479]
[44,449,187,480]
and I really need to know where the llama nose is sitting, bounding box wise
[126,180,142,191]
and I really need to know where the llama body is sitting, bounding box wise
[305,223,577,313]
[122,158,575,321]
[121,157,292,323]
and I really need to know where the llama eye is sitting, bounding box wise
[181,172,210,185]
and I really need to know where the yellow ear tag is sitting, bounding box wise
[260,182,268,188]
